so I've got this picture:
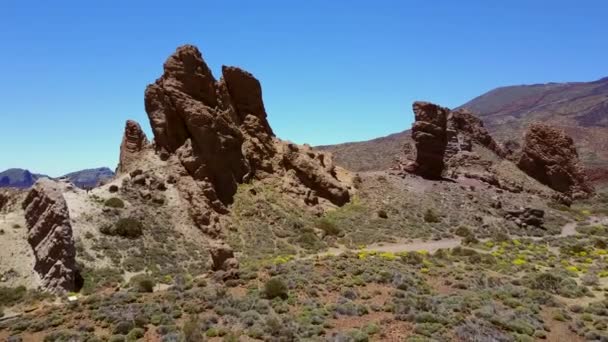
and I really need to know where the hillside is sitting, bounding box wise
[319,77,608,173]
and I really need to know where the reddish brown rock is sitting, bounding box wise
[449,109,506,158]
[117,120,149,174]
[143,45,349,234]
[406,102,449,179]
[209,242,239,280]
[517,123,594,199]
[22,179,80,293]
[0,191,7,211]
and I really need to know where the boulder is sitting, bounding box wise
[517,123,594,199]
[22,179,80,293]
[210,242,239,280]
[117,120,149,174]
[505,208,545,229]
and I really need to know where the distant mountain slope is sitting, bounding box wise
[0,167,114,189]
[0,168,46,188]
[319,76,608,172]
[459,77,608,168]
[61,167,115,188]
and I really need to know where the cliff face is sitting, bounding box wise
[22,179,80,293]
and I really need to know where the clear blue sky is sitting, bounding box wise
[1,1,607,176]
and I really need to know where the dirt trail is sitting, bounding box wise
[310,221,579,259]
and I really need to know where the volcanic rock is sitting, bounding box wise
[448,109,506,158]
[405,101,449,179]
[0,192,7,211]
[22,179,80,293]
[505,208,545,229]
[117,120,149,175]
[143,45,349,234]
[517,123,594,199]
[210,242,239,280]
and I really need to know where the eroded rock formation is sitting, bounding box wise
[22,179,80,293]
[448,109,506,158]
[517,123,594,199]
[403,103,509,179]
[117,120,149,174]
[143,45,349,235]
[404,102,449,179]
[209,242,239,280]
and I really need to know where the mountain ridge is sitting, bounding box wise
[0,167,115,189]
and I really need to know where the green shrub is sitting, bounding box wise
[104,197,125,208]
[183,315,204,342]
[423,209,440,223]
[0,286,26,306]
[101,218,144,238]
[264,277,288,299]
[317,218,341,236]
[454,226,472,237]
[126,327,145,341]
[401,252,424,265]
[130,274,155,293]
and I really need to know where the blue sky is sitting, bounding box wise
[1,1,607,176]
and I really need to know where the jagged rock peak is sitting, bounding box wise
[117,120,149,174]
[142,44,350,234]
[517,123,594,199]
[22,179,80,293]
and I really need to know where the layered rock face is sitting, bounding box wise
[405,102,449,179]
[517,123,594,199]
[117,120,149,174]
[22,179,80,293]
[143,45,349,234]
[448,109,506,158]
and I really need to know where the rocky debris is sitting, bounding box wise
[505,208,545,229]
[120,169,167,203]
[278,143,350,206]
[209,242,239,280]
[117,120,149,174]
[517,123,594,199]
[143,45,349,234]
[21,179,80,293]
[404,102,449,179]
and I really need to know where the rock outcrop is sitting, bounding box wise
[448,109,506,158]
[209,242,239,280]
[143,45,349,235]
[117,120,149,174]
[22,179,80,293]
[0,191,8,211]
[505,208,545,229]
[404,102,449,179]
[517,123,594,199]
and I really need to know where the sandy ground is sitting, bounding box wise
[311,221,580,259]
[0,207,39,288]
